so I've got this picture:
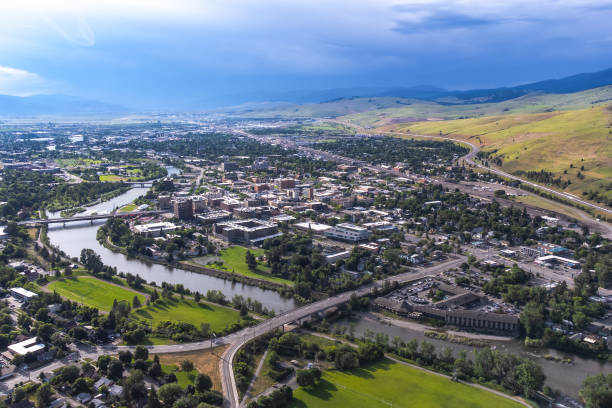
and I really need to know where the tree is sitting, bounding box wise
[37,323,54,341]
[296,369,315,387]
[194,373,212,392]
[108,360,124,380]
[520,302,545,338]
[134,345,149,361]
[97,355,111,372]
[35,383,54,408]
[580,374,612,408]
[515,360,545,397]
[119,350,133,365]
[158,383,183,407]
[148,387,162,408]
[245,250,257,271]
[181,360,194,372]
[133,295,142,308]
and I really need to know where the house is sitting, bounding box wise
[94,377,113,390]
[108,384,123,398]
[75,393,92,404]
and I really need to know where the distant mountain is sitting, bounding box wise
[0,94,129,116]
[265,67,612,106]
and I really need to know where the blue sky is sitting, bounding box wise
[1,0,612,108]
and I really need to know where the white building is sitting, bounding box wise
[10,287,37,302]
[324,223,370,242]
[132,222,178,237]
[8,337,45,356]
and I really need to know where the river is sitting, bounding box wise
[46,167,297,313]
[331,313,611,400]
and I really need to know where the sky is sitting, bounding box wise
[1,0,612,109]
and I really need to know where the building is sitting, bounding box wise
[279,178,296,189]
[173,198,193,220]
[324,223,370,242]
[132,222,178,237]
[8,337,45,356]
[535,255,581,268]
[221,162,239,172]
[195,210,232,225]
[10,287,37,302]
[214,219,280,244]
[520,246,543,258]
[158,195,172,210]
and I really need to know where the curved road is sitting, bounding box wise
[2,257,464,406]
[377,129,612,216]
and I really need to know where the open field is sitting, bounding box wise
[157,346,228,392]
[382,105,612,204]
[290,359,524,408]
[47,276,145,311]
[119,203,137,212]
[513,195,588,220]
[132,297,242,332]
[196,246,293,286]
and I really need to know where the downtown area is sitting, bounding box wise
[0,118,609,408]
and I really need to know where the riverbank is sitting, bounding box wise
[97,230,295,295]
[370,312,515,342]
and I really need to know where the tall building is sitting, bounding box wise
[173,198,193,220]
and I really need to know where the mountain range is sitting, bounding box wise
[1,67,612,116]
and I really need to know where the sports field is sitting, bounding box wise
[47,276,146,311]
[131,297,242,332]
[290,359,524,408]
[194,246,293,286]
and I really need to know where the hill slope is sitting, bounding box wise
[379,105,612,205]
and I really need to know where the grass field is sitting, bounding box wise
[119,203,137,212]
[197,246,293,286]
[383,105,612,203]
[131,297,242,332]
[290,359,524,408]
[47,276,145,311]
[161,364,199,388]
[157,346,228,391]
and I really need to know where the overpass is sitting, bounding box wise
[19,210,166,226]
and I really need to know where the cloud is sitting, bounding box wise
[0,66,52,96]
[41,14,95,47]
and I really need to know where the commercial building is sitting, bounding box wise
[520,246,544,258]
[324,223,370,242]
[214,219,280,244]
[158,195,172,210]
[132,222,178,237]
[10,287,38,302]
[8,337,45,356]
[173,198,193,220]
[195,210,232,225]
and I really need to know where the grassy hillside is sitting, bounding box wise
[224,85,612,125]
[381,105,612,204]
[343,85,612,127]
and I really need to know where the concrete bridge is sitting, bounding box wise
[19,210,165,226]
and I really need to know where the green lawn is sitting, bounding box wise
[47,276,145,311]
[290,359,523,408]
[119,203,138,212]
[131,297,242,333]
[162,364,198,388]
[198,246,293,286]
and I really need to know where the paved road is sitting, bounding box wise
[2,257,463,405]
[375,129,612,216]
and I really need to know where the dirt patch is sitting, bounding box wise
[156,345,229,391]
